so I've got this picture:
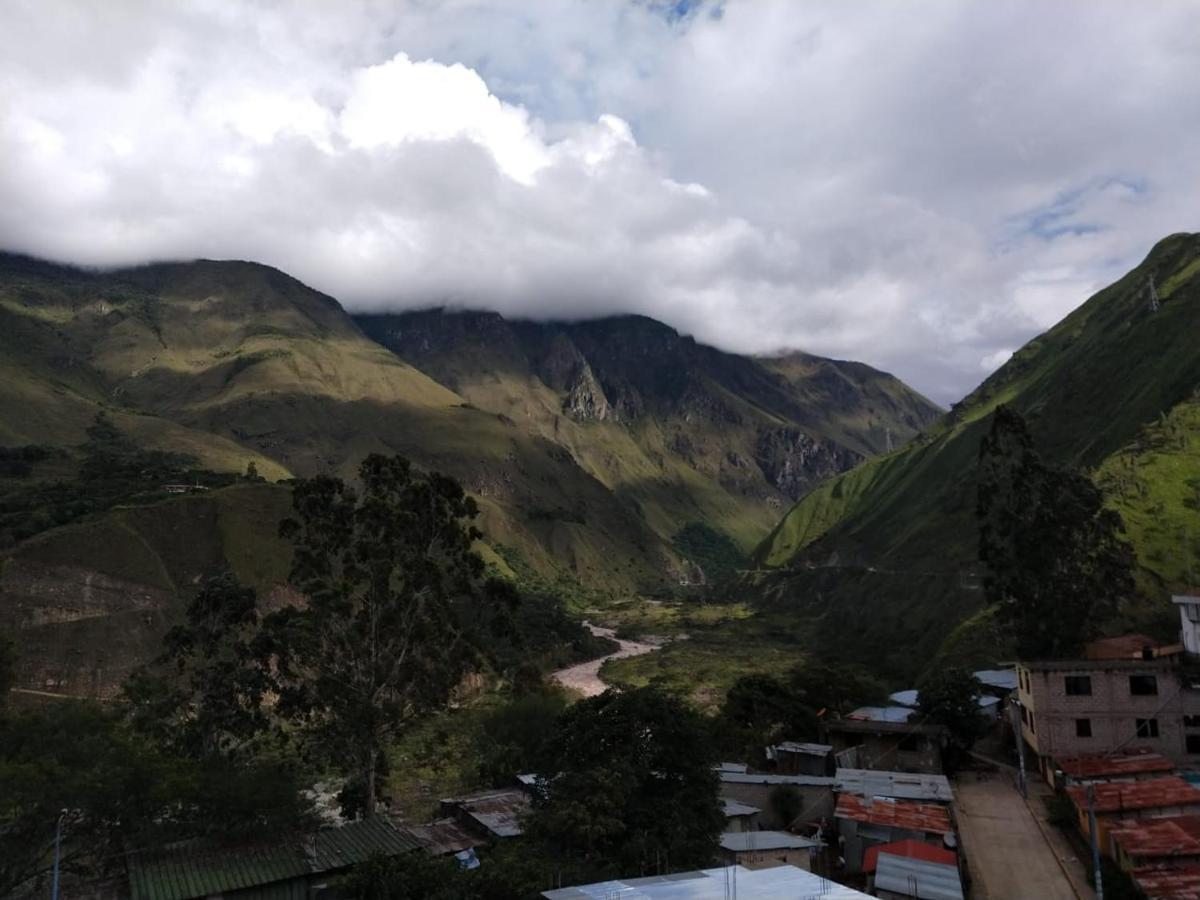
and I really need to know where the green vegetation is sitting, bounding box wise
[917,666,986,772]
[672,522,745,584]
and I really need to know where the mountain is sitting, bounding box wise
[0,252,938,695]
[749,232,1200,681]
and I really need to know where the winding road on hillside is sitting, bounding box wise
[551,623,661,697]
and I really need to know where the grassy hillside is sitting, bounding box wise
[750,233,1200,679]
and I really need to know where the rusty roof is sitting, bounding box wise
[407,818,478,856]
[1110,818,1200,861]
[1086,634,1183,660]
[1057,749,1176,781]
[442,789,529,838]
[1067,777,1200,815]
[1133,864,1200,900]
[834,794,953,835]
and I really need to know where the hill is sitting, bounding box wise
[749,232,1200,681]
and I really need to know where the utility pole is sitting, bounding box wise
[1087,784,1105,900]
[1009,698,1027,798]
[52,810,66,900]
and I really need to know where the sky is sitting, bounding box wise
[1,1,1198,404]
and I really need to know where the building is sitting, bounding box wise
[1016,636,1200,778]
[718,831,820,870]
[821,718,946,774]
[1108,816,1200,873]
[835,768,953,805]
[1132,863,1200,900]
[717,771,835,829]
[541,864,873,899]
[1054,748,1175,788]
[866,840,963,900]
[847,706,915,723]
[834,794,955,874]
[889,690,1000,719]
[407,818,478,857]
[126,817,422,900]
[973,668,1018,695]
[1065,777,1200,853]
[439,788,528,840]
[766,741,833,776]
[720,796,762,832]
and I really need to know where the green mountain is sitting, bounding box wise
[0,252,937,696]
[750,232,1200,681]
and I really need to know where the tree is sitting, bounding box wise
[917,667,985,771]
[977,406,1136,658]
[265,454,504,817]
[718,674,814,760]
[787,660,887,718]
[526,686,724,877]
[0,632,13,709]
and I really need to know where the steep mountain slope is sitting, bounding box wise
[356,310,940,556]
[750,233,1200,680]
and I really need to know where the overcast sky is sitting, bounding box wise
[2,1,1197,403]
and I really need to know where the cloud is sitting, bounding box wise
[1,1,1198,404]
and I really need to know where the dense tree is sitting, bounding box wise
[718,674,814,759]
[917,667,985,772]
[0,633,13,708]
[265,454,506,817]
[977,406,1136,658]
[474,690,567,786]
[787,660,887,718]
[527,686,724,877]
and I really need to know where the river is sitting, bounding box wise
[551,623,661,697]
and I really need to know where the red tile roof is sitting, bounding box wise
[1057,749,1176,781]
[834,794,953,835]
[1110,817,1200,861]
[1133,864,1200,900]
[1067,777,1200,815]
[863,838,957,873]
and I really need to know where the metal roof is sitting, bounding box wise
[863,839,957,873]
[541,864,873,899]
[1110,817,1200,860]
[1133,863,1200,899]
[890,690,920,708]
[847,705,913,723]
[1067,777,1200,815]
[1056,748,1175,781]
[716,762,749,773]
[720,797,761,817]
[835,794,954,835]
[835,769,954,803]
[127,819,421,900]
[406,818,478,856]
[718,772,835,787]
[972,669,1018,691]
[773,741,833,756]
[874,852,964,900]
[719,831,820,853]
[442,788,529,838]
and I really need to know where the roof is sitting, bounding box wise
[1067,777,1200,815]
[718,772,835,787]
[847,705,913,723]
[1086,634,1182,660]
[823,717,946,736]
[1133,864,1200,900]
[834,794,953,835]
[1021,657,1175,672]
[835,768,954,803]
[890,690,920,708]
[1056,749,1175,781]
[864,839,957,873]
[541,864,873,899]
[716,762,749,773]
[127,818,421,900]
[720,796,761,817]
[773,741,832,756]
[407,818,478,856]
[1110,817,1200,860]
[874,852,964,900]
[973,669,1018,691]
[719,831,820,853]
[442,788,529,838]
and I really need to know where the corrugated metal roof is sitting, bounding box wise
[835,794,953,835]
[972,669,1018,691]
[443,788,529,838]
[773,741,832,756]
[541,864,873,898]
[1110,817,1200,860]
[718,772,835,787]
[720,797,761,817]
[864,839,957,873]
[847,706,913,723]
[408,818,478,856]
[890,690,921,708]
[719,831,820,852]
[835,769,953,803]
[874,852,964,900]
[1067,777,1200,815]
[1133,863,1200,899]
[1057,748,1175,781]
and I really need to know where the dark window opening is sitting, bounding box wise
[1075,719,1092,738]
[1185,715,1200,728]
[1188,735,1200,754]
[1130,675,1159,696]
[1065,676,1092,696]
[1136,718,1160,739]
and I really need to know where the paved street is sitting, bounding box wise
[956,776,1093,900]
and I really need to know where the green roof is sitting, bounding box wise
[128,818,422,900]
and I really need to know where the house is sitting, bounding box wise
[834,794,955,874]
[766,741,833,776]
[889,690,1001,720]
[126,817,422,900]
[1132,863,1200,900]
[1053,748,1175,788]
[407,818,478,857]
[821,718,946,774]
[866,839,963,900]
[541,864,874,899]
[439,788,528,840]
[718,831,820,870]
[834,768,953,805]
[1016,630,1200,780]
[716,771,835,829]
[720,796,762,832]
[1065,776,1200,854]
[847,706,915,723]
[1108,816,1200,872]
[973,668,1018,696]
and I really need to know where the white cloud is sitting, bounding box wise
[0,0,1198,404]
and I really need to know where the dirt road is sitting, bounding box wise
[551,623,660,697]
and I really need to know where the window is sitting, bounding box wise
[1186,716,1200,728]
[1136,718,1160,739]
[1075,718,1092,738]
[1130,675,1159,696]
[1065,675,1092,696]
[898,733,925,752]
[1188,735,1200,754]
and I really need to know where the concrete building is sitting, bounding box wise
[718,831,820,870]
[821,718,946,774]
[541,864,873,899]
[833,794,955,874]
[717,771,834,829]
[1065,776,1200,854]
[1108,816,1200,873]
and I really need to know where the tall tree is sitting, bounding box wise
[917,666,985,773]
[977,405,1136,658]
[0,632,13,709]
[266,454,503,817]
[527,686,724,877]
